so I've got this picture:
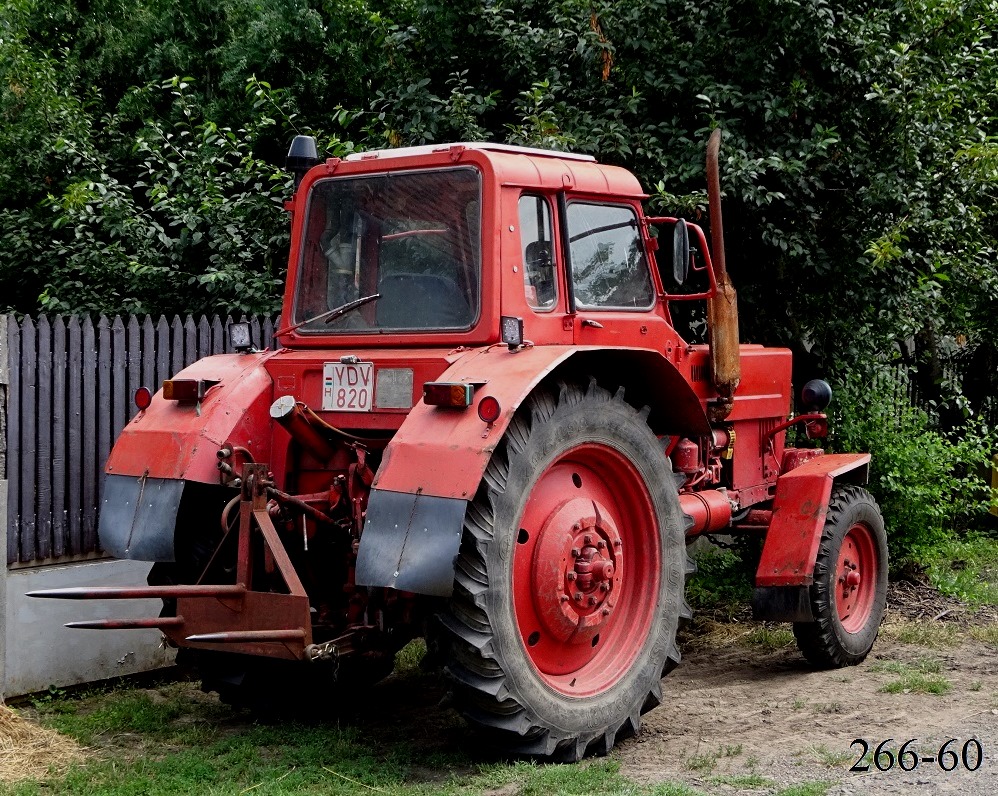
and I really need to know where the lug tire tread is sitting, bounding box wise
[440,380,688,761]
[792,484,888,668]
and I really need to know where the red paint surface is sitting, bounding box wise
[755,454,872,587]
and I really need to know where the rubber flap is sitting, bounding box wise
[98,474,183,561]
[356,489,468,596]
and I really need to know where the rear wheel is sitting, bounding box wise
[793,485,887,667]
[439,380,691,761]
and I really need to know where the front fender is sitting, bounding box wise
[356,344,710,595]
[752,452,871,621]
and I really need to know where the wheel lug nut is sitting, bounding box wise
[587,596,597,606]
[566,572,577,582]
[583,534,593,545]
[574,593,583,602]
[560,595,569,603]
[614,540,622,548]
[597,540,606,550]
[599,582,610,592]
[571,548,581,558]
[602,608,611,616]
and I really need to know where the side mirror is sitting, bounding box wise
[671,218,690,287]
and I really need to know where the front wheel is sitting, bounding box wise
[439,380,691,761]
[793,485,888,667]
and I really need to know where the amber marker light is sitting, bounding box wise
[423,382,474,408]
[134,387,152,411]
[478,395,501,423]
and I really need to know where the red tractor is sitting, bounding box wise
[34,131,888,761]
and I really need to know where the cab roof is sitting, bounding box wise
[341,142,646,199]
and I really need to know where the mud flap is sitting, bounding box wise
[752,585,814,622]
[98,474,184,561]
[356,488,467,597]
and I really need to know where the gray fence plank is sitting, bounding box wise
[183,315,197,366]
[211,316,225,354]
[97,317,113,507]
[249,316,262,350]
[35,316,52,560]
[171,316,184,376]
[7,316,20,564]
[52,316,67,558]
[127,316,141,421]
[18,316,36,563]
[67,316,82,555]
[142,316,156,393]
[81,316,98,553]
[112,316,127,438]
[155,316,170,387]
[197,316,211,360]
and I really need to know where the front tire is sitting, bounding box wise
[439,380,691,761]
[793,485,888,667]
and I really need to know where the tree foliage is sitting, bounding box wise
[2,0,997,398]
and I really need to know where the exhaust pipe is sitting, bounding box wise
[705,129,741,421]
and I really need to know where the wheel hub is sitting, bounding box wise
[835,525,877,633]
[532,498,623,646]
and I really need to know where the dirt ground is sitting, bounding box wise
[618,584,998,794]
[4,582,996,794]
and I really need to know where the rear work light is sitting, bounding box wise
[423,382,474,408]
[162,378,219,402]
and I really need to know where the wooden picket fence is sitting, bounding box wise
[2,314,276,566]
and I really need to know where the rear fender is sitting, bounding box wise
[752,453,871,621]
[99,352,276,562]
[356,345,709,596]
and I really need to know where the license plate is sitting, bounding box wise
[322,362,373,411]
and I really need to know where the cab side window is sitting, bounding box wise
[518,195,557,310]
[567,203,654,309]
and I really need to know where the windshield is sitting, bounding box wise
[293,168,482,333]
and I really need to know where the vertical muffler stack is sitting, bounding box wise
[705,128,741,421]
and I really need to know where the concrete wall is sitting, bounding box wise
[3,560,175,698]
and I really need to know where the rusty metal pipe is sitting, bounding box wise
[705,129,741,420]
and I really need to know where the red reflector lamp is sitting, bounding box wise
[134,387,152,411]
[423,382,474,408]
[477,395,501,424]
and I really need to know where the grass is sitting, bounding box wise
[880,621,962,648]
[970,625,998,646]
[922,532,998,605]
[708,773,774,788]
[742,626,795,650]
[6,680,724,796]
[773,784,833,796]
[871,659,952,695]
[804,744,851,768]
